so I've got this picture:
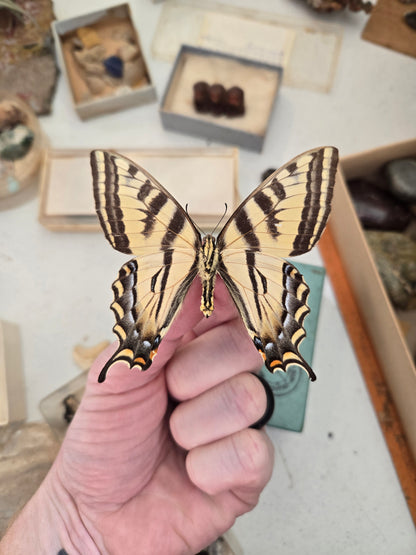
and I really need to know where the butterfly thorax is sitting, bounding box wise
[198,235,220,317]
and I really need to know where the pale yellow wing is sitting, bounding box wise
[91,150,200,381]
[217,147,338,379]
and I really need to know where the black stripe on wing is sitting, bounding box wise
[98,256,199,382]
[290,148,336,256]
[91,150,200,256]
[91,151,130,253]
[217,146,338,257]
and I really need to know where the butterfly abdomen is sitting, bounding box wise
[199,235,220,317]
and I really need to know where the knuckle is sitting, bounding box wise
[234,429,272,483]
[224,373,266,426]
[227,324,263,371]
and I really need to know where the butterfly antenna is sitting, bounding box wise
[212,203,228,236]
[185,203,205,236]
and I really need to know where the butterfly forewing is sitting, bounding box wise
[91,150,201,381]
[91,150,199,255]
[217,147,337,256]
[218,147,338,379]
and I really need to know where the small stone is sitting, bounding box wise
[114,85,134,96]
[225,86,245,117]
[103,55,123,79]
[404,10,416,30]
[73,45,106,75]
[84,61,106,76]
[124,58,146,86]
[365,230,416,309]
[209,84,227,116]
[193,81,211,113]
[71,36,83,51]
[63,394,80,423]
[0,124,34,161]
[118,42,141,62]
[76,26,101,49]
[85,75,106,95]
[347,178,412,231]
[384,158,416,203]
[112,29,135,43]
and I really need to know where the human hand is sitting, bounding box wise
[1,279,274,555]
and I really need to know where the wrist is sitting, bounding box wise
[0,461,101,555]
[1,474,62,554]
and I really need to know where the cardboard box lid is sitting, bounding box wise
[38,147,239,231]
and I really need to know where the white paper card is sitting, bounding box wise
[198,12,294,68]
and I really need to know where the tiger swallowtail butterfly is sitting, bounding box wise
[91,147,338,383]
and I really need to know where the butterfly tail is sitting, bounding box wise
[98,334,160,382]
[264,342,317,381]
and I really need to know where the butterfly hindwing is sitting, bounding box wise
[218,147,338,379]
[91,150,201,381]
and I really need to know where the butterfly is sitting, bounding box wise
[91,147,338,383]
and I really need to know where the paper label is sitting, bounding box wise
[198,12,294,67]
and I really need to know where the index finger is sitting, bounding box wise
[166,279,263,400]
[155,275,244,366]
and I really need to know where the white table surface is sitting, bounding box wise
[1,0,416,553]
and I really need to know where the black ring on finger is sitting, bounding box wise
[249,373,275,429]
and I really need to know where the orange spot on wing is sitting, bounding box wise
[134,357,146,366]
[259,350,266,361]
[270,359,282,369]
[150,349,158,360]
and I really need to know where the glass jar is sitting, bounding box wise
[0,92,44,199]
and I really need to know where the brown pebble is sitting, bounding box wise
[209,84,227,116]
[118,43,141,62]
[76,26,101,49]
[225,86,245,117]
[124,58,146,86]
[85,75,106,95]
[193,81,211,113]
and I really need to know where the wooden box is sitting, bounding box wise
[330,139,416,460]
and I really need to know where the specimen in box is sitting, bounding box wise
[67,22,148,100]
[91,147,338,383]
[192,82,245,117]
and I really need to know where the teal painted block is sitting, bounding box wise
[260,262,325,432]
